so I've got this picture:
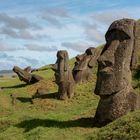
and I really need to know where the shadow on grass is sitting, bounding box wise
[15,117,99,132]
[1,83,28,89]
[17,97,32,103]
[17,92,58,104]
[33,92,58,99]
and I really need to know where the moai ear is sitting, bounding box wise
[64,51,68,71]
[130,44,138,70]
[130,22,139,70]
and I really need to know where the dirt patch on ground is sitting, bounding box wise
[27,79,56,96]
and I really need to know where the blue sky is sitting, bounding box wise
[0,0,140,70]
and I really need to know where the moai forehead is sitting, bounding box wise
[57,50,69,59]
[105,19,135,41]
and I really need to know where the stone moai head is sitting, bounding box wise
[13,66,32,83]
[53,50,75,100]
[13,66,43,84]
[57,50,69,72]
[85,47,100,67]
[73,47,100,83]
[93,19,140,126]
[74,47,96,70]
[95,19,137,96]
[52,51,69,72]
[52,50,69,83]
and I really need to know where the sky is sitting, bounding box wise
[0,0,140,70]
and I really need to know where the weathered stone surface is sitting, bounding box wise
[94,18,140,126]
[52,50,75,100]
[24,66,32,73]
[13,66,43,84]
[132,20,140,70]
[73,47,100,83]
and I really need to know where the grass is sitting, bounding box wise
[0,44,140,139]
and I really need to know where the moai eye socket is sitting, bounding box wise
[105,29,131,42]
[86,47,95,55]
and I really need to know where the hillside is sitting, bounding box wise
[0,25,140,139]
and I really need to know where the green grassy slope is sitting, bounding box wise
[0,41,140,139]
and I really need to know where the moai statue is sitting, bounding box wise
[94,19,140,126]
[73,47,100,83]
[52,50,75,100]
[13,66,43,84]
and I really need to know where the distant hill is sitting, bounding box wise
[0,70,14,75]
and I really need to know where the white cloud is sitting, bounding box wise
[0,27,34,39]
[61,42,94,52]
[0,42,22,51]
[91,10,131,25]
[83,23,105,44]
[40,7,71,28]
[25,44,58,52]
[0,12,40,30]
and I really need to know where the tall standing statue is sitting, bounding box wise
[73,47,100,83]
[94,19,140,126]
[52,50,75,100]
[13,66,43,84]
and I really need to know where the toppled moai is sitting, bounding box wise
[94,19,140,126]
[52,50,75,100]
[13,66,43,84]
[73,47,100,83]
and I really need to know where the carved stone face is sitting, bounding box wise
[73,47,96,71]
[95,19,135,96]
[57,50,69,71]
[13,66,32,82]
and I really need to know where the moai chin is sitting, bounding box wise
[94,18,140,126]
[52,50,75,100]
[73,47,100,83]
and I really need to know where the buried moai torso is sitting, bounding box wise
[52,50,75,100]
[73,47,100,83]
[94,19,140,126]
[13,66,43,84]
